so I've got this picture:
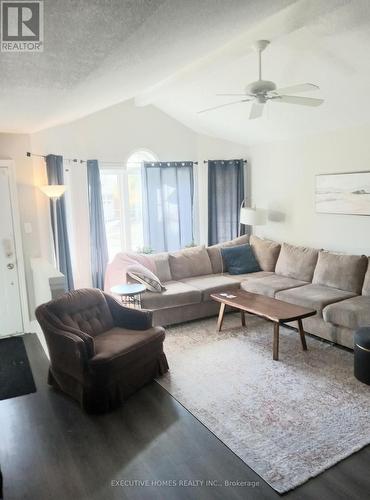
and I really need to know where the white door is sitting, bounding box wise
[0,167,23,336]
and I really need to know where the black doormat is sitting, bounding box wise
[0,336,36,401]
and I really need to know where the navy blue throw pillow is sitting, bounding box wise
[221,244,261,275]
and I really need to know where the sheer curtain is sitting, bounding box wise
[143,162,194,252]
[208,159,246,245]
[45,154,74,290]
[87,160,108,289]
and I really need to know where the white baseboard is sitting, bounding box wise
[28,319,49,358]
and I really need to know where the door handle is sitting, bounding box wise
[7,263,15,270]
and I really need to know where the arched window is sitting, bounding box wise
[100,150,157,259]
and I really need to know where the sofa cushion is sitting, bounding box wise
[207,235,249,274]
[169,246,213,280]
[141,281,202,310]
[323,296,370,330]
[276,284,356,317]
[225,271,274,283]
[362,257,370,296]
[275,243,319,282]
[221,244,260,274]
[90,326,166,383]
[148,252,172,283]
[312,251,368,294]
[241,274,308,298]
[250,235,281,272]
[180,274,240,301]
[91,326,165,363]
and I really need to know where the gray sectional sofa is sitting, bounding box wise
[136,235,370,349]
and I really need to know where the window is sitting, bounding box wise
[144,162,194,252]
[126,151,154,252]
[100,150,156,259]
[101,170,124,260]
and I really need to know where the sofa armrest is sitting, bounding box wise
[103,292,153,330]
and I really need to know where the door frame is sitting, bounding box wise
[0,159,29,333]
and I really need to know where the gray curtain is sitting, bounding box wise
[87,160,108,289]
[208,159,245,245]
[45,154,74,290]
[143,161,194,252]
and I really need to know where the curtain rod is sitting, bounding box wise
[26,152,198,165]
[27,152,244,166]
[26,152,87,164]
[203,159,247,164]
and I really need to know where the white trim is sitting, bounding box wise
[30,319,49,356]
[0,159,30,332]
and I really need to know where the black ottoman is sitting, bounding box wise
[354,327,370,385]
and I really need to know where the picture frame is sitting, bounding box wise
[315,171,370,216]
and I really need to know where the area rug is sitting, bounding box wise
[0,336,36,401]
[157,314,370,493]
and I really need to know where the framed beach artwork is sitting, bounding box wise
[315,171,370,216]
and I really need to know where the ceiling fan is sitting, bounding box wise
[198,40,324,119]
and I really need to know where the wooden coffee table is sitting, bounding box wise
[211,290,316,361]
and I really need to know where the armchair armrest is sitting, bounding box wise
[103,292,153,330]
[38,323,91,382]
[35,305,95,382]
[36,304,95,356]
[48,329,90,382]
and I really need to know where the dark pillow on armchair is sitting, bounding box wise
[221,244,261,275]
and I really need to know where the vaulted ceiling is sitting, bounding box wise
[1,0,370,145]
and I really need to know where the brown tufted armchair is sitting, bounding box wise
[35,288,169,413]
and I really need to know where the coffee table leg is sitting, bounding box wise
[297,319,308,351]
[241,310,246,327]
[217,303,226,332]
[273,323,280,361]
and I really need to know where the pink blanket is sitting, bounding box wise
[104,252,156,292]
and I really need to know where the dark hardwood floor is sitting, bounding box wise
[0,333,369,500]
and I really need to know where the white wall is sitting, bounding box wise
[251,125,370,255]
[31,101,250,287]
[31,99,200,288]
[0,133,42,320]
[32,99,198,163]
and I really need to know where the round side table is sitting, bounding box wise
[111,283,146,308]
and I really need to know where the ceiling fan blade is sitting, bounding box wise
[197,99,251,114]
[273,95,324,107]
[249,102,264,119]
[273,83,319,95]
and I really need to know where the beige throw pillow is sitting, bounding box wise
[148,252,172,283]
[362,257,370,296]
[275,242,319,282]
[169,246,213,280]
[312,251,368,294]
[250,235,281,272]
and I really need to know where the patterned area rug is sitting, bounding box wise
[157,314,370,493]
